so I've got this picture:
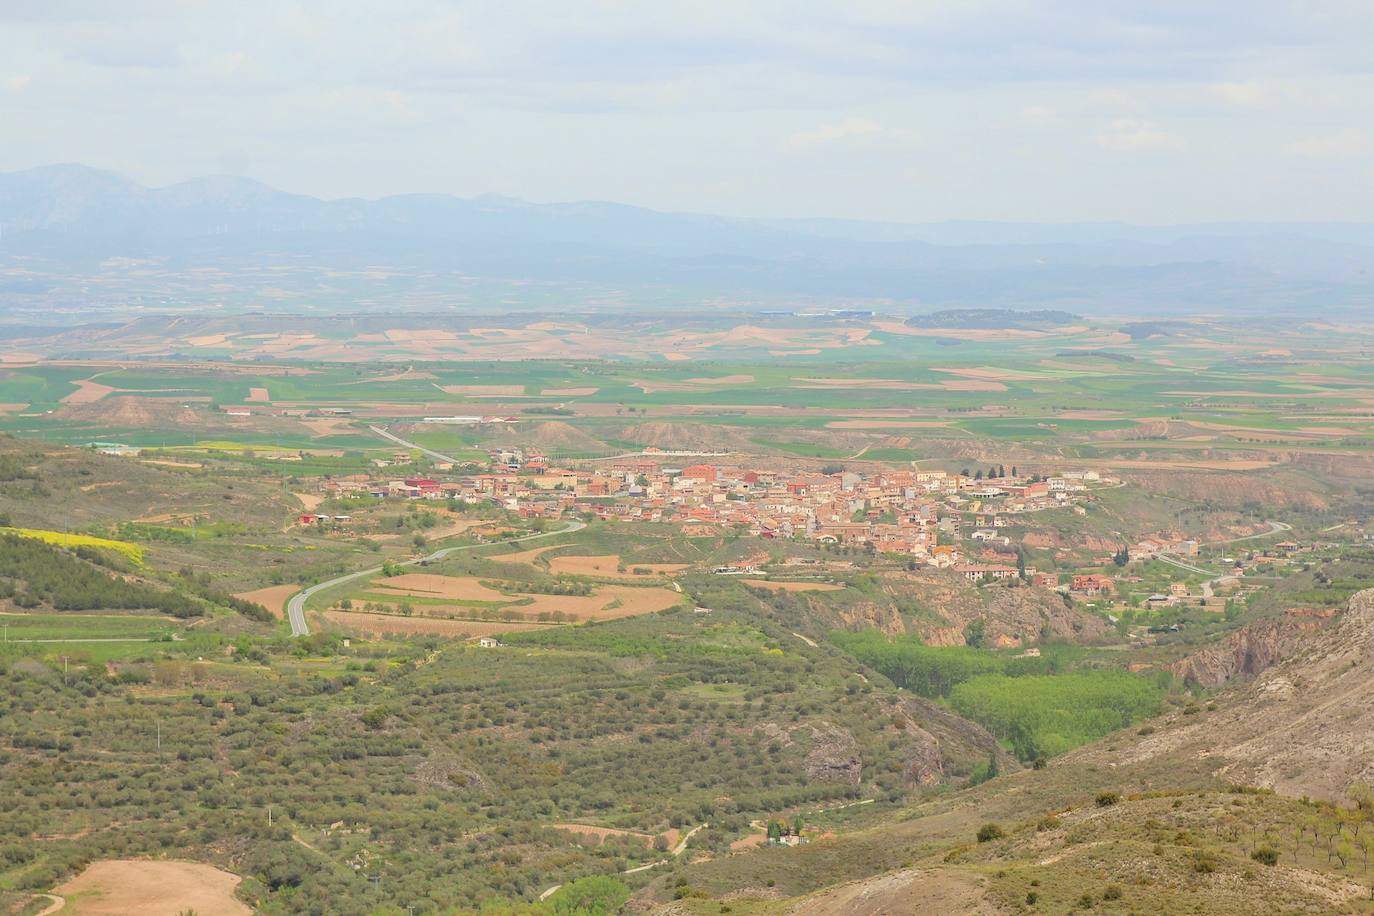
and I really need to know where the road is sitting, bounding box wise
[284,520,586,637]
[367,425,464,464]
[539,823,707,900]
[1155,520,1291,600]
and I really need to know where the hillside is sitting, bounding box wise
[1107,587,1374,800]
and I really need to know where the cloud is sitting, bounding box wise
[3,74,31,91]
[1284,128,1374,160]
[788,117,884,147]
[1096,118,1185,152]
[1209,81,1268,108]
[1019,105,1058,126]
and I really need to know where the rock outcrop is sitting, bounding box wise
[1168,607,1336,688]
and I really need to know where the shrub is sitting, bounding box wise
[1095,791,1121,807]
[1077,893,1095,908]
[1102,884,1123,900]
[976,823,1004,843]
[1251,847,1279,866]
[1025,891,1038,904]
[1192,849,1218,873]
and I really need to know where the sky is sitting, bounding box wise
[2,0,1373,223]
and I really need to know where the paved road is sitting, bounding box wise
[367,425,463,464]
[284,520,586,637]
[1155,520,1291,599]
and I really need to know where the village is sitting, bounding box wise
[306,444,1160,580]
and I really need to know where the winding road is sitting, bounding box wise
[1156,520,1292,600]
[284,520,585,637]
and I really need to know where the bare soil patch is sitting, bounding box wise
[233,585,297,618]
[547,555,688,579]
[372,574,513,603]
[246,387,270,402]
[61,379,115,404]
[54,859,250,916]
[489,544,558,565]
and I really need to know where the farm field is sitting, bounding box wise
[53,859,250,916]
[0,310,1373,915]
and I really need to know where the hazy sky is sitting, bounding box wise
[2,1,1373,222]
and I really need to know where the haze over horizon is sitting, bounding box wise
[2,1,1373,224]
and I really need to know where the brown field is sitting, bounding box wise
[540,386,600,396]
[546,554,688,579]
[769,348,822,356]
[662,352,691,361]
[587,585,682,618]
[233,585,298,618]
[488,544,558,565]
[61,379,115,404]
[246,387,270,402]
[551,824,654,846]
[371,574,513,602]
[54,859,250,916]
[742,579,843,592]
[323,611,553,637]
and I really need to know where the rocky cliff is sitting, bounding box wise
[1168,606,1337,688]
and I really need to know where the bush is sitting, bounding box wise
[1102,884,1123,900]
[1192,849,1218,873]
[1095,791,1121,807]
[976,823,1004,843]
[1251,847,1279,866]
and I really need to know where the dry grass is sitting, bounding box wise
[54,859,250,916]
[322,611,552,638]
[742,579,843,592]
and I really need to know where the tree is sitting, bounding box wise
[964,619,986,648]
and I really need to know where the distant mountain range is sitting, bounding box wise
[1,163,1372,319]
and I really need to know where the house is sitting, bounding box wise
[477,637,500,648]
[955,564,1019,583]
[1072,574,1115,595]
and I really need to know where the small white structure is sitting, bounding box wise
[477,637,500,648]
